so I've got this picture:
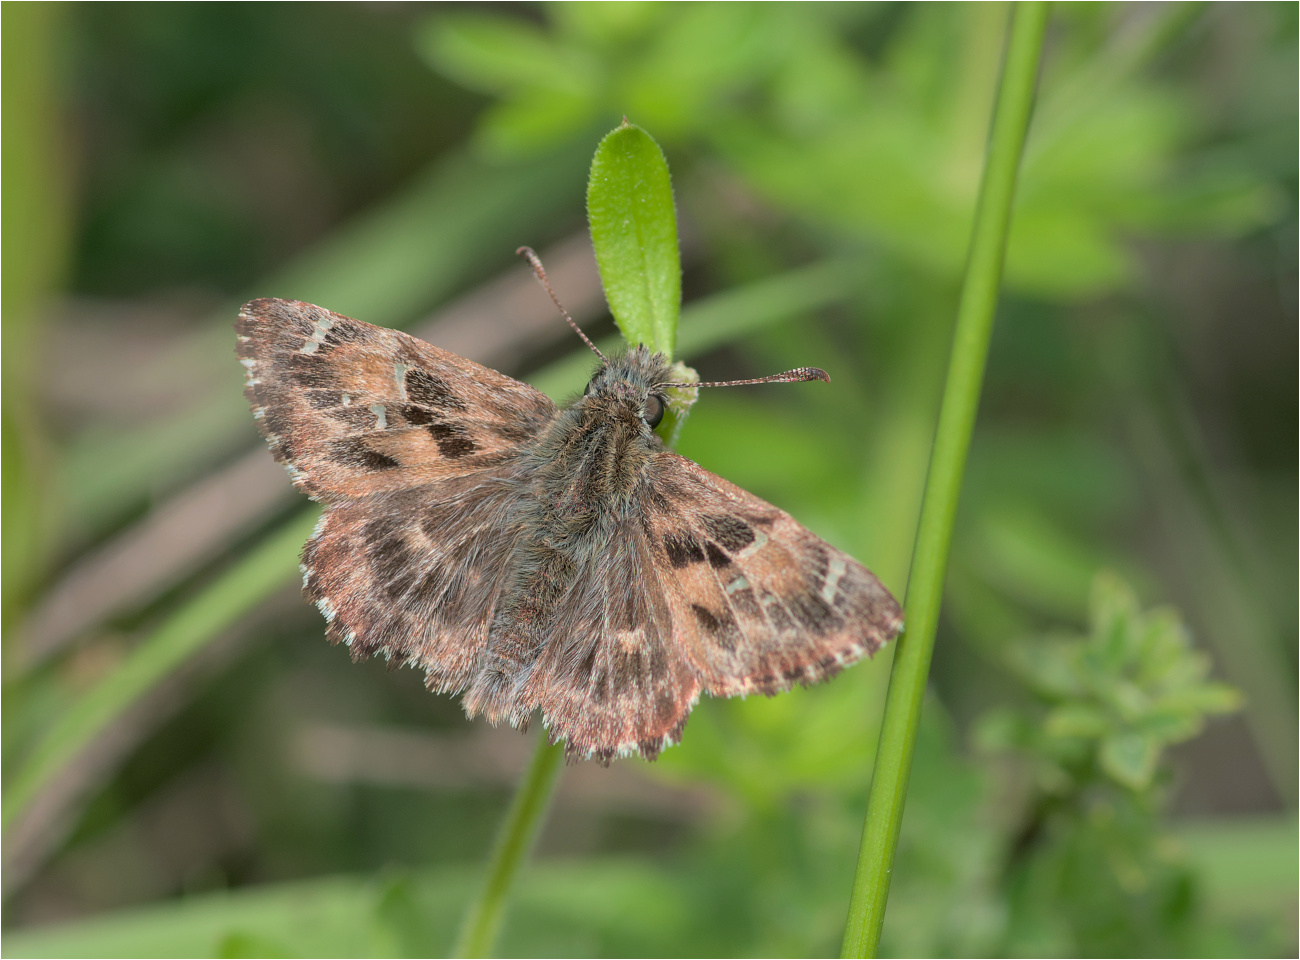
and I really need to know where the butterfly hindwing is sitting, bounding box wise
[236,298,556,503]
[302,467,531,694]
[519,515,702,762]
[645,452,903,698]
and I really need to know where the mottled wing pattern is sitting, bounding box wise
[237,297,555,694]
[236,298,556,504]
[301,471,530,694]
[519,514,703,763]
[238,298,900,763]
[645,452,903,698]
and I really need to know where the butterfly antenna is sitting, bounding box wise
[663,367,831,389]
[517,246,606,363]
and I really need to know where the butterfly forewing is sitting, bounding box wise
[237,298,555,503]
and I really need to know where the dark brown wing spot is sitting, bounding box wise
[329,438,399,470]
[323,320,372,346]
[372,539,418,599]
[410,564,446,605]
[664,532,705,568]
[728,586,762,619]
[786,593,838,634]
[610,648,644,696]
[654,690,678,726]
[612,597,641,633]
[703,515,755,552]
[286,355,334,388]
[404,369,467,411]
[402,404,433,424]
[805,545,831,590]
[691,603,719,632]
[690,604,739,652]
[646,637,668,680]
[762,592,799,636]
[426,422,477,459]
[704,542,731,568]
[262,407,293,441]
[362,516,402,542]
[576,646,598,685]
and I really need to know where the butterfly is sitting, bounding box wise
[236,253,903,763]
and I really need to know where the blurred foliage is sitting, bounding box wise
[423,2,1278,295]
[981,572,1241,794]
[2,3,1295,958]
[976,572,1247,955]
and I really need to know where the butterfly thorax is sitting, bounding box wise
[526,346,673,524]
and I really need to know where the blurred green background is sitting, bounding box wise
[2,3,1295,957]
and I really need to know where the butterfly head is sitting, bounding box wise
[581,345,674,432]
[516,246,830,432]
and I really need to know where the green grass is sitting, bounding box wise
[841,6,1050,955]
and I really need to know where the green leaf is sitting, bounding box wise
[587,121,681,356]
[1099,731,1161,791]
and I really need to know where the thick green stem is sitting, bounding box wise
[452,736,565,957]
[840,5,1048,957]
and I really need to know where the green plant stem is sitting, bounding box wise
[840,5,1048,957]
[453,736,565,957]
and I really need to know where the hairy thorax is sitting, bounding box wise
[526,347,672,540]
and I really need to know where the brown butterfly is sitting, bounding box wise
[236,253,903,763]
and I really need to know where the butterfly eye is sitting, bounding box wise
[583,379,595,396]
[643,393,666,429]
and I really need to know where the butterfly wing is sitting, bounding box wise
[514,512,703,763]
[509,452,900,763]
[236,298,556,504]
[237,297,555,692]
[239,299,899,759]
[644,451,903,699]
[302,470,531,694]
